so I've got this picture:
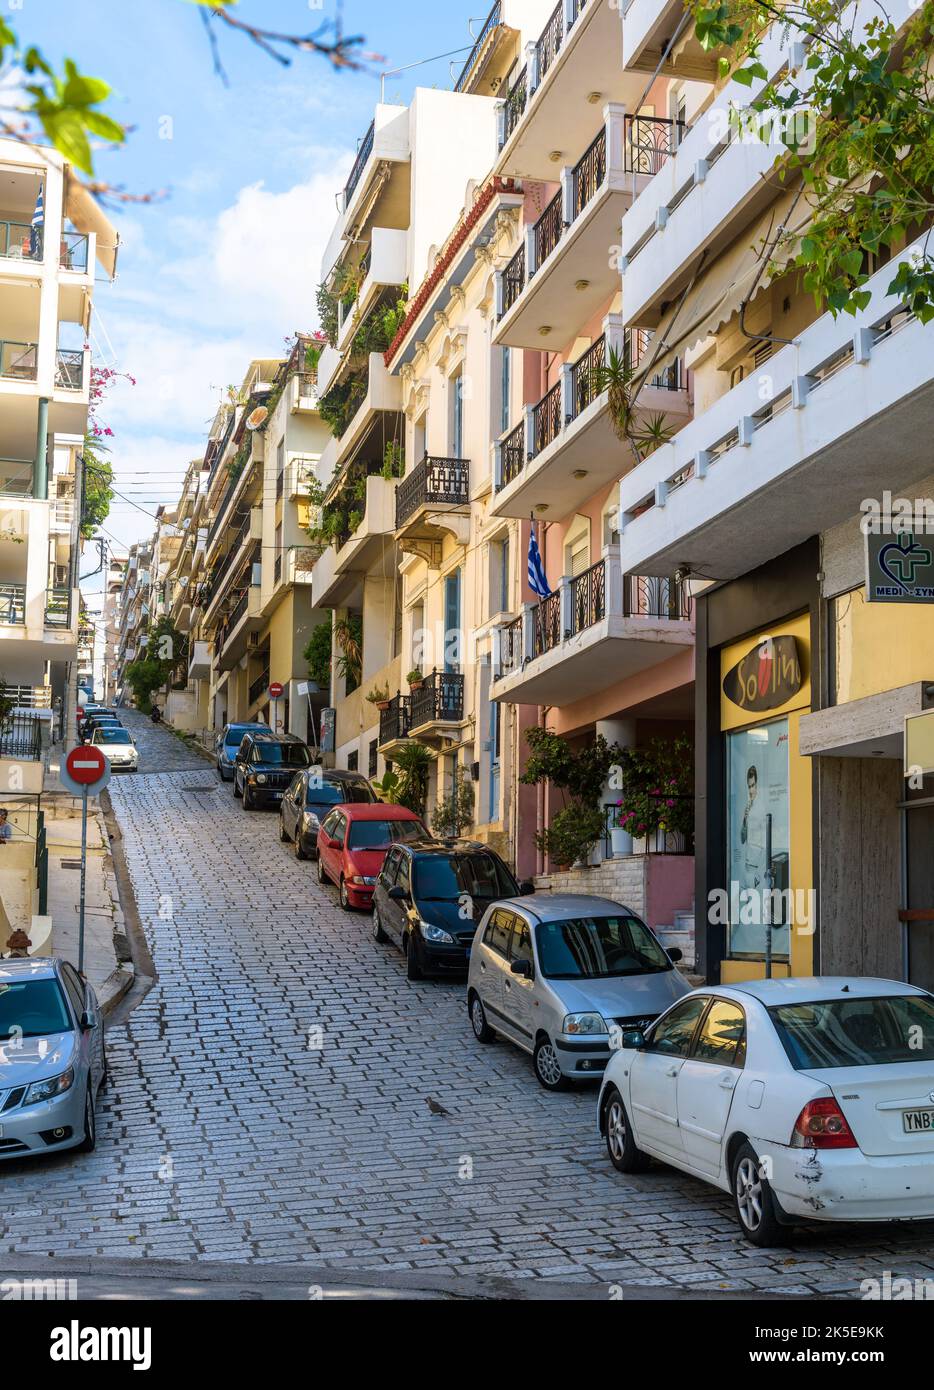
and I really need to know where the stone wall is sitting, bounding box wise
[534,857,649,918]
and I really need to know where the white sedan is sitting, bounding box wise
[597,976,934,1246]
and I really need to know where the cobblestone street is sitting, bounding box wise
[4,712,934,1294]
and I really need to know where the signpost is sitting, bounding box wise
[268,681,284,734]
[60,746,111,975]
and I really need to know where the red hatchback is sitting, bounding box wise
[316,803,429,910]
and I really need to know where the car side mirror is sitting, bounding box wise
[518,879,535,895]
[621,1028,646,1050]
[388,885,407,901]
[667,947,683,963]
[510,958,532,978]
[80,1008,98,1032]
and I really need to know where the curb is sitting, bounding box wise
[99,788,157,1020]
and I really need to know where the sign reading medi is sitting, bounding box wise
[866,531,934,604]
[723,636,803,714]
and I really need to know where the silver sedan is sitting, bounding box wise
[0,957,106,1160]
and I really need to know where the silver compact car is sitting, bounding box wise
[0,957,106,1160]
[467,894,690,1091]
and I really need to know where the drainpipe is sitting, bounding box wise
[33,397,49,500]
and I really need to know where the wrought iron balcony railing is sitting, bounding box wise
[571,559,606,635]
[532,381,561,457]
[625,328,684,390]
[395,455,469,530]
[502,244,525,317]
[379,693,411,747]
[572,126,607,220]
[501,66,528,147]
[410,671,465,729]
[533,590,561,658]
[532,191,563,275]
[454,1,501,91]
[623,573,693,621]
[500,421,525,490]
[0,711,42,761]
[623,115,687,176]
[570,333,605,418]
[344,120,375,209]
[537,3,564,84]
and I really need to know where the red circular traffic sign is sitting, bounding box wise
[77,707,85,717]
[268,682,284,699]
[66,744,108,786]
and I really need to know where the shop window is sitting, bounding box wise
[726,718,791,960]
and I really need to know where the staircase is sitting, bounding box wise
[655,902,695,970]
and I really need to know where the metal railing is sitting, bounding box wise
[0,711,42,761]
[571,559,606,634]
[4,685,52,708]
[499,421,525,491]
[625,328,684,390]
[0,340,37,381]
[570,334,606,419]
[55,348,84,390]
[532,381,561,457]
[537,2,564,83]
[624,115,687,176]
[395,455,469,529]
[498,614,524,674]
[603,795,694,856]
[379,694,411,747]
[45,587,71,627]
[248,668,270,706]
[219,588,250,651]
[344,120,375,208]
[274,554,282,584]
[454,1,501,91]
[533,590,561,657]
[572,125,607,219]
[532,191,563,273]
[501,66,528,147]
[0,583,26,625]
[0,221,41,261]
[623,573,693,620]
[60,232,90,272]
[0,461,33,498]
[410,671,465,728]
[501,243,525,317]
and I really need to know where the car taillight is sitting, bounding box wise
[792,1097,858,1150]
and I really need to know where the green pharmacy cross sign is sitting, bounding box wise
[865,531,934,604]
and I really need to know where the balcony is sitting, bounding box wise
[394,456,470,561]
[216,584,263,670]
[188,640,212,680]
[496,0,645,181]
[0,221,41,263]
[0,460,33,497]
[284,456,318,499]
[409,671,465,738]
[0,340,37,382]
[44,587,71,629]
[622,0,719,79]
[495,112,683,349]
[54,348,86,392]
[335,228,407,355]
[332,354,403,469]
[492,551,693,706]
[378,693,411,756]
[323,104,411,279]
[616,237,934,581]
[312,476,397,608]
[60,232,90,273]
[248,667,271,708]
[492,316,689,521]
[281,546,318,589]
[203,511,261,618]
[0,583,26,626]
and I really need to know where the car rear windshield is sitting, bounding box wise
[0,978,72,1039]
[225,725,270,746]
[254,744,312,767]
[307,779,373,806]
[95,729,131,744]
[414,852,517,902]
[536,916,671,980]
[769,995,934,1069]
[348,818,425,850]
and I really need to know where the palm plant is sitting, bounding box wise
[333,614,362,689]
[389,741,432,817]
[593,346,676,460]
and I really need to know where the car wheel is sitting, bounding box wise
[233,776,242,799]
[533,1036,571,1092]
[732,1141,784,1247]
[339,877,353,911]
[405,934,423,981]
[468,991,495,1043]
[316,852,328,882]
[75,1086,96,1153]
[242,784,255,811]
[603,1088,650,1173]
[372,906,388,942]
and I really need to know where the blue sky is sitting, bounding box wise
[22,0,480,558]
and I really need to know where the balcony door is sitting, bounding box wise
[451,371,464,459]
[444,569,461,674]
[906,804,934,991]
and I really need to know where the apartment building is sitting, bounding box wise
[0,139,117,773]
[98,552,127,703]
[602,0,934,987]
[114,540,153,698]
[193,341,329,739]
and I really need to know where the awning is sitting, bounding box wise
[64,172,120,279]
[644,188,809,379]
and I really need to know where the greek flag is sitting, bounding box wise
[30,185,44,258]
[527,521,551,599]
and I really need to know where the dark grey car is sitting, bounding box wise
[279,767,377,859]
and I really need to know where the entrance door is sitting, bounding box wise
[906,804,934,991]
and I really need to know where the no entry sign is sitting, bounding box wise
[268,682,284,699]
[60,744,111,797]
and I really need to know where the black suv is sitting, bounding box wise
[371,839,534,980]
[233,732,313,810]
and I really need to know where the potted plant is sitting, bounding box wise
[431,768,475,839]
[406,668,424,690]
[520,728,623,871]
[614,736,694,854]
[366,683,392,711]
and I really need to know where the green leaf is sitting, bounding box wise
[62,73,112,108]
[83,111,126,145]
[733,67,754,86]
[40,109,93,175]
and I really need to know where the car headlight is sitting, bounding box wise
[255,774,267,784]
[419,920,455,945]
[25,1067,75,1105]
[350,875,376,887]
[303,812,320,829]
[562,1012,608,1036]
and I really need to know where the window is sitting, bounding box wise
[693,1000,747,1066]
[444,569,461,673]
[396,855,411,896]
[500,347,511,435]
[726,718,790,959]
[60,963,85,1019]
[0,978,72,1040]
[308,777,373,807]
[770,994,934,1070]
[380,847,401,886]
[414,851,518,902]
[332,814,347,847]
[368,738,378,778]
[645,997,709,1056]
[392,819,428,844]
[483,909,513,957]
[535,916,672,980]
[288,772,305,800]
[321,810,339,837]
[348,819,423,850]
[451,370,464,457]
[347,750,359,772]
[508,918,533,970]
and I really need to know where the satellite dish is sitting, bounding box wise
[246,407,268,431]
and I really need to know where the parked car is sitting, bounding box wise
[278,767,378,859]
[597,976,934,1247]
[215,721,272,782]
[89,725,138,771]
[467,895,688,1092]
[316,804,429,909]
[81,714,123,741]
[371,839,533,981]
[233,732,313,809]
[0,956,106,1160]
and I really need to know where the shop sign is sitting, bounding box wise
[866,530,934,603]
[722,635,802,713]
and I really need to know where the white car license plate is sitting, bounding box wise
[903,1108,934,1133]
